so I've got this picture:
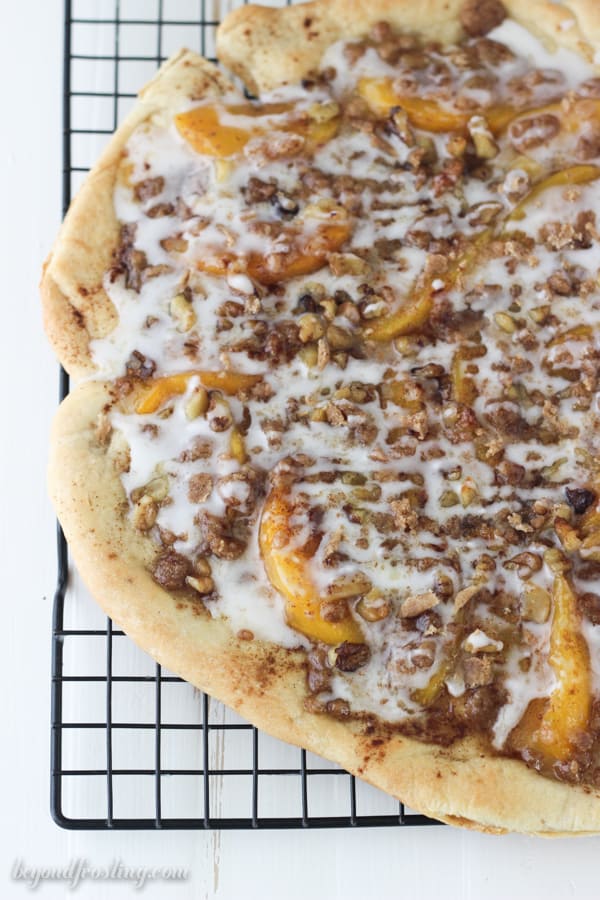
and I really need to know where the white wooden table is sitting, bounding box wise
[3,0,600,896]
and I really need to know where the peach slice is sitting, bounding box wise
[547,324,593,348]
[175,106,253,157]
[247,222,351,285]
[510,574,591,765]
[259,487,364,645]
[135,370,262,414]
[196,216,351,286]
[366,229,490,343]
[508,164,600,222]
[365,279,434,343]
[357,78,515,133]
[411,613,464,707]
[175,101,339,158]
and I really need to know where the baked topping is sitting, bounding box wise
[94,15,600,785]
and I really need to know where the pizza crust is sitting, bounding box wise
[217,0,600,94]
[41,49,234,380]
[49,380,600,835]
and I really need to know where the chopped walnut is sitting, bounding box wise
[186,574,215,595]
[216,467,263,514]
[326,572,372,600]
[306,645,332,694]
[152,551,192,590]
[400,591,439,618]
[390,498,418,533]
[198,512,246,560]
[509,114,560,153]
[325,698,351,719]
[179,437,213,462]
[460,0,505,36]
[133,494,157,531]
[454,585,481,611]
[317,336,330,369]
[463,655,494,688]
[331,642,371,672]
[188,473,213,504]
[133,176,164,203]
[125,350,156,380]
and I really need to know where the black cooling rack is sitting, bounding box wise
[51,0,439,830]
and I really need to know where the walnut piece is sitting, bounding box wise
[454,585,481,611]
[463,655,494,688]
[460,0,505,36]
[400,591,439,617]
[152,551,192,590]
[331,642,371,672]
[188,473,213,504]
[509,114,560,153]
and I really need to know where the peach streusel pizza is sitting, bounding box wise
[44,0,600,832]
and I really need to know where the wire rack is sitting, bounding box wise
[51,0,440,830]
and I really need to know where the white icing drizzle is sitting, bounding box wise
[488,20,595,86]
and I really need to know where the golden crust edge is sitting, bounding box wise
[40,49,235,381]
[216,0,600,94]
[49,380,600,836]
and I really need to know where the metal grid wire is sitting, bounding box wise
[51,0,439,829]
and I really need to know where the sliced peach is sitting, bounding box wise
[367,229,490,343]
[224,101,293,118]
[175,106,252,157]
[485,105,523,134]
[228,101,340,148]
[175,101,296,157]
[175,102,292,157]
[175,100,338,159]
[411,614,464,707]
[259,488,364,645]
[358,79,471,131]
[356,79,600,139]
[510,574,591,765]
[508,164,600,222]
[491,97,600,140]
[248,222,351,285]
[135,370,261,414]
[365,280,434,343]
[547,324,593,348]
[357,78,515,134]
[196,219,351,285]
